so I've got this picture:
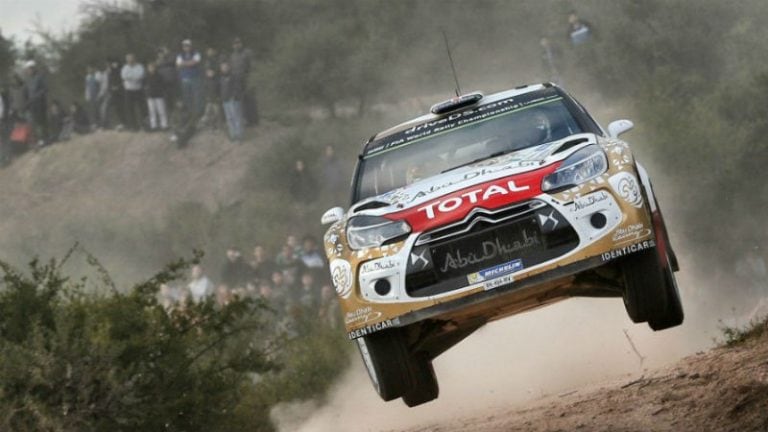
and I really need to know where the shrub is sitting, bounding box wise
[0,252,278,431]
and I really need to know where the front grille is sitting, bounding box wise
[415,201,546,246]
[406,203,579,297]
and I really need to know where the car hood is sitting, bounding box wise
[350,133,597,218]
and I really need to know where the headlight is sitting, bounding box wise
[542,146,608,192]
[346,216,411,250]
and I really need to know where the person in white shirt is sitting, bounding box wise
[187,264,214,303]
[120,53,145,131]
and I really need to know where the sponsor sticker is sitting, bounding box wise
[571,190,610,212]
[601,239,656,262]
[612,223,651,245]
[359,258,398,275]
[329,259,353,298]
[468,259,523,290]
[344,306,383,326]
[609,172,643,208]
[347,317,401,340]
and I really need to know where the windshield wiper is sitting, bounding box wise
[440,150,507,174]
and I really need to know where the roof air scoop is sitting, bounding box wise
[430,92,484,115]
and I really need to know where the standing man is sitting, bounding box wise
[155,47,177,113]
[145,62,168,131]
[219,62,244,143]
[121,53,145,131]
[176,39,203,117]
[107,58,125,130]
[229,37,257,126]
[23,61,48,147]
[84,66,101,129]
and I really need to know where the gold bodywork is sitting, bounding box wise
[325,138,654,339]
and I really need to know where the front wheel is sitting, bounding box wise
[356,329,412,401]
[621,247,684,331]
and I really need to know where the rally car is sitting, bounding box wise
[321,83,683,407]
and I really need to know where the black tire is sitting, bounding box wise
[621,247,668,323]
[402,355,439,407]
[356,329,412,401]
[648,258,684,330]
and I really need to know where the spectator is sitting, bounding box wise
[145,62,168,131]
[121,53,146,131]
[23,61,49,147]
[176,39,204,116]
[286,235,301,255]
[299,235,325,270]
[321,145,344,196]
[289,159,315,201]
[107,58,125,129]
[203,47,221,73]
[187,264,214,303]
[69,102,91,135]
[229,37,252,85]
[84,66,100,129]
[216,284,233,306]
[567,12,593,46]
[270,269,292,297]
[539,37,562,85]
[220,247,252,289]
[318,284,339,328]
[219,61,244,143]
[275,243,302,286]
[258,280,274,301]
[199,68,221,130]
[249,244,274,280]
[0,86,7,163]
[96,61,110,129]
[230,37,257,126]
[47,100,65,143]
[155,47,178,112]
[9,74,26,122]
[298,272,318,310]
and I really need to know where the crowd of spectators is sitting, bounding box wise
[0,37,259,164]
[159,234,339,335]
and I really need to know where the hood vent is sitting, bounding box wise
[553,137,589,155]
[352,200,389,213]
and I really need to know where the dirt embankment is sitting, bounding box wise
[398,325,768,432]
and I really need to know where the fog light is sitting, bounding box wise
[590,212,607,229]
[374,279,391,296]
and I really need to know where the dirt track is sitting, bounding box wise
[396,325,768,432]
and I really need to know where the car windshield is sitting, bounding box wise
[354,90,584,202]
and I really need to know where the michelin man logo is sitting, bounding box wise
[330,259,353,298]
[609,172,643,208]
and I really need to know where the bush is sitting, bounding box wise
[0,252,278,431]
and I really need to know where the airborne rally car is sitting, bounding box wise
[321,83,683,407]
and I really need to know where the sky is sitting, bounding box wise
[0,0,84,42]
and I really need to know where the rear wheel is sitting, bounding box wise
[402,354,439,407]
[356,329,412,401]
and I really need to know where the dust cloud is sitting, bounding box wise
[278,254,740,432]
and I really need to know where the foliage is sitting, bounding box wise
[719,316,768,347]
[0,251,280,431]
[0,31,15,79]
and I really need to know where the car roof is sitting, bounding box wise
[369,83,550,143]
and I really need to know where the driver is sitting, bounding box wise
[532,111,553,144]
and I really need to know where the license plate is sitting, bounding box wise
[483,274,515,290]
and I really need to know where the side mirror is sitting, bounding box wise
[607,119,634,138]
[321,207,345,225]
